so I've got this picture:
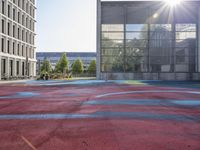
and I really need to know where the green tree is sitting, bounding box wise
[55,60,61,73]
[72,58,84,74]
[40,59,52,73]
[87,60,96,74]
[55,53,69,74]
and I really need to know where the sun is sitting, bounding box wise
[164,0,182,7]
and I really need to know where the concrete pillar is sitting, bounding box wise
[19,60,22,77]
[5,57,9,79]
[0,56,1,80]
[96,0,101,79]
[198,6,200,72]
[13,58,16,77]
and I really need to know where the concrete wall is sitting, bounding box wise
[100,73,200,80]
[96,0,101,80]
[198,6,200,72]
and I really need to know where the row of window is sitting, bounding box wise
[1,19,35,45]
[101,48,196,56]
[1,5,35,32]
[101,63,196,73]
[102,32,196,40]
[102,24,196,40]
[102,24,196,32]
[1,37,35,59]
[1,58,33,77]
[2,0,35,18]
[101,24,197,73]
[101,56,196,64]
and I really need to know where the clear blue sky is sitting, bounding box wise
[36,0,96,52]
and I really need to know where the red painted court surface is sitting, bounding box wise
[0,80,199,150]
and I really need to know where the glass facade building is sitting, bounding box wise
[97,0,200,80]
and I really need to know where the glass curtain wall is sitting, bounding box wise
[101,2,197,73]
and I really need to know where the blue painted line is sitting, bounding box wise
[0,92,40,99]
[0,112,199,122]
[26,80,110,86]
[84,99,200,107]
[64,93,80,97]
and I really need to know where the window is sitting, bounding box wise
[2,1,5,14]
[13,25,15,37]
[22,62,25,76]
[18,0,21,7]
[22,0,25,10]
[22,45,24,56]
[17,44,20,55]
[175,24,196,72]
[1,38,4,52]
[13,8,16,21]
[7,22,10,35]
[8,5,11,18]
[18,12,20,23]
[1,59,6,75]
[13,42,15,54]
[1,19,5,33]
[26,17,28,27]
[7,40,10,53]
[26,32,28,42]
[22,14,24,25]
[16,61,19,75]
[18,27,20,39]
[22,30,24,41]
[100,3,198,73]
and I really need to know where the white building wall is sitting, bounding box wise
[0,0,37,80]
[198,6,200,72]
[96,0,101,79]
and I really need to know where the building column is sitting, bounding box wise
[5,57,9,79]
[13,58,16,77]
[96,0,101,79]
[19,60,22,77]
[0,56,1,80]
[29,62,32,77]
[33,62,36,76]
[198,6,200,72]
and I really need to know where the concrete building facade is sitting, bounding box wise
[0,0,36,80]
[97,0,200,80]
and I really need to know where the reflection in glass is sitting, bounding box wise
[176,24,196,32]
[126,32,148,40]
[102,24,124,32]
[126,24,148,31]
[102,40,123,48]
[176,32,196,40]
[125,56,146,72]
[126,39,148,47]
[101,48,123,56]
[126,47,146,56]
[150,32,172,39]
[150,24,172,31]
[102,32,124,40]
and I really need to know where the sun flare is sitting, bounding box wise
[164,0,182,7]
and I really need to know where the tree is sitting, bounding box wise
[40,59,52,74]
[55,60,61,73]
[55,53,69,74]
[87,60,96,74]
[72,58,84,74]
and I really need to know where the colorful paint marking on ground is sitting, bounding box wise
[0,80,199,150]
